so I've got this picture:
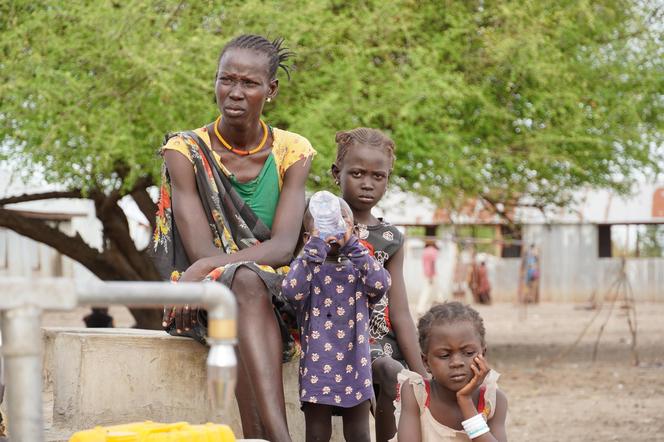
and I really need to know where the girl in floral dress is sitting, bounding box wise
[282,194,390,442]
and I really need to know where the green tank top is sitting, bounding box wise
[230,153,279,230]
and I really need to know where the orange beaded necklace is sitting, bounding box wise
[213,115,268,156]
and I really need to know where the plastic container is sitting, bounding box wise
[309,191,346,240]
[69,421,236,442]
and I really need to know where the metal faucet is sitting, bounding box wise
[0,278,237,442]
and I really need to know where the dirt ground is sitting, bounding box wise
[41,301,664,442]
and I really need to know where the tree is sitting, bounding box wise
[1,1,662,324]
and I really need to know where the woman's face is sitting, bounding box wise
[215,47,278,123]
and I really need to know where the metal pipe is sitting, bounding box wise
[0,278,238,441]
[1,305,44,442]
[75,281,235,309]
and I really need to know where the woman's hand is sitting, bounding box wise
[161,256,219,333]
[179,256,219,282]
[162,304,201,333]
[456,354,491,400]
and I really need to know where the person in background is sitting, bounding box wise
[520,244,540,303]
[470,254,491,305]
[416,240,440,315]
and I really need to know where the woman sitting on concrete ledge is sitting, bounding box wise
[151,34,315,442]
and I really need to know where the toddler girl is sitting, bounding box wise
[282,192,391,442]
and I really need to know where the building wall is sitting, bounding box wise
[402,224,664,304]
[0,196,150,284]
[0,206,101,283]
[3,217,661,303]
[0,227,76,278]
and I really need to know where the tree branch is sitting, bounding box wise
[479,194,517,228]
[0,190,84,205]
[93,192,160,281]
[129,177,157,232]
[164,0,187,29]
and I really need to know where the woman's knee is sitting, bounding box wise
[231,267,268,306]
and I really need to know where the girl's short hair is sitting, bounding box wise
[219,34,294,80]
[417,301,486,352]
[334,127,396,171]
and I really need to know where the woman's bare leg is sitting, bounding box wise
[235,350,266,438]
[231,267,290,442]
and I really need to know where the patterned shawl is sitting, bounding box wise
[150,130,299,362]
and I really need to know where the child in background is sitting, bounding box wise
[392,302,508,441]
[331,128,428,441]
[282,192,391,442]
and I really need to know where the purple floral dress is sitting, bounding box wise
[282,235,390,408]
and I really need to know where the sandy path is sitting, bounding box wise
[41,301,664,441]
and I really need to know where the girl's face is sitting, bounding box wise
[422,321,485,393]
[215,47,278,123]
[332,144,391,214]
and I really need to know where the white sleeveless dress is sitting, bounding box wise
[390,369,500,441]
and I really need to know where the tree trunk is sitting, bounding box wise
[0,187,163,330]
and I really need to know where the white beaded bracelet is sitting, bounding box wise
[467,425,490,439]
[462,414,490,439]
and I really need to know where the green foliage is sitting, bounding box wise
[639,224,664,257]
[612,224,664,257]
[1,0,662,206]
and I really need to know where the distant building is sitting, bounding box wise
[379,185,664,303]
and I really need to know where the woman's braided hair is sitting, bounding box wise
[219,34,295,80]
[417,302,486,353]
[334,128,396,172]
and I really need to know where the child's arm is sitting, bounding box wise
[341,235,391,299]
[281,236,329,304]
[488,390,508,441]
[385,246,428,376]
[395,381,423,442]
[456,355,507,442]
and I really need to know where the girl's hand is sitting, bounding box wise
[456,354,491,400]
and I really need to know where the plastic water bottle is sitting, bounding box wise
[309,191,346,240]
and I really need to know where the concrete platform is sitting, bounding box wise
[42,327,344,441]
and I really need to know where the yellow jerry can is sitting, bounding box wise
[69,421,236,442]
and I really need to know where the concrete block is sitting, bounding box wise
[42,328,345,441]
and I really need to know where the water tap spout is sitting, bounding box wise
[203,283,238,419]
